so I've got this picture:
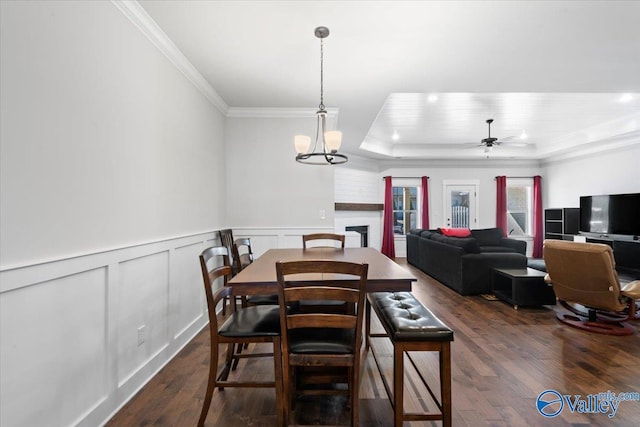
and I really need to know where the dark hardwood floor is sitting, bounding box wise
[106,259,640,426]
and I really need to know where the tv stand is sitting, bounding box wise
[578,235,640,274]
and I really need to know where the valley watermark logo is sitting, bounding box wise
[536,389,640,419]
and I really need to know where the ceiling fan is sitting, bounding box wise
[468,119,528,153]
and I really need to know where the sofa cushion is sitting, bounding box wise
[480,246,517,253]
[422,230,442,239]
[442,236,481,253]
[429,233,445,242]
[471,228,503,246]
[439,227,472,237]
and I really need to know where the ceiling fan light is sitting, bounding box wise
[294,134,311,154]
[324,130,342,152]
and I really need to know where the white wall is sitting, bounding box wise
[542,143,640,208]
[374,161,542,255]
[225,114,336,229]
[0,2,226,426]
[378,162,541,229]
[334,158,383,249]
[0,1,226,268]
[333,146,640,257]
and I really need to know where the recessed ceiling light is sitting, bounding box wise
[392,131,400,141]
[620,93,633,103]
[520,131,528,140]
[427,94,438,103]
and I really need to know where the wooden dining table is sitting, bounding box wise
[228,247,415,294]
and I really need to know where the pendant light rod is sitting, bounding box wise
[294,26,347,165]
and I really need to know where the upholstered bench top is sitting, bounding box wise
[368,292,453,342]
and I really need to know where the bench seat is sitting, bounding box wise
[366,292,453,427]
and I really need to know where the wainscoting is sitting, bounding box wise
[0,226,362,427]
[0,231,219,427]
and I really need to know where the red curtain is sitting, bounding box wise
[421,176,430,230]
[496,176,507,237]
[532,175,543,258]
[381,176,396,258]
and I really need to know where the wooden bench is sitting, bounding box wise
[366,292,454,427]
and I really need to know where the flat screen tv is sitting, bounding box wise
[579,193,640,236]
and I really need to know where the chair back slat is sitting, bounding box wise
[302,233,346,249]
[287,314,357,330]
[285,286,360,304]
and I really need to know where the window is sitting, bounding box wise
[392,186,417,235]
[506,178,533,236]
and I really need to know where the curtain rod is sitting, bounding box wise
[494,176,538,179]
[382,176,429,180]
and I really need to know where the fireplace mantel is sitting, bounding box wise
[335,203,383,211]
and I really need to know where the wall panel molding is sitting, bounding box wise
[0,231,217,427]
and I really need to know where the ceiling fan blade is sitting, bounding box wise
[500,141,530,147]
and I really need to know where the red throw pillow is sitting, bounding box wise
[439,227,472,237]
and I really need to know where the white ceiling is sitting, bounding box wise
[138,0,640,161]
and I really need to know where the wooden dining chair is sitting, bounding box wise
[218,229,247,313]
[275,260,368,427]
[231,237,254,273]
[302,233,346,249]
[300,234,350,313]
[200,245,235,315]
[233,238,279,307]
[198,246,283,427]
[218,229,237,272]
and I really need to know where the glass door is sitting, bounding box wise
[444,184,477,228]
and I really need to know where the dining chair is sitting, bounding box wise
[233,237,279,307]
[302,233,346,249]
[300,233,350,313]
[218,229,237,272]
[201,245,235,315]
[198,246,283,427]
[218,229,247,313]
[275,259,368,427]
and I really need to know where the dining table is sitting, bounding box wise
[227,247,416,294]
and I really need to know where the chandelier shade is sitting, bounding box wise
[294,26,347,165]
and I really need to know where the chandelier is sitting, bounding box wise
[294,26,348,165]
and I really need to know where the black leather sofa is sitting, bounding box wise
[407,228,527,295]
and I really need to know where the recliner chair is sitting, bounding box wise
[543,240,640,335]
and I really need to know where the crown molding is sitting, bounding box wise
[377,158,543,169]
[226,107,340,119]
[111,0,229,114]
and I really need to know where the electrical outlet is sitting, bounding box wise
[319,209,326,220]
[137,325,146,346]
